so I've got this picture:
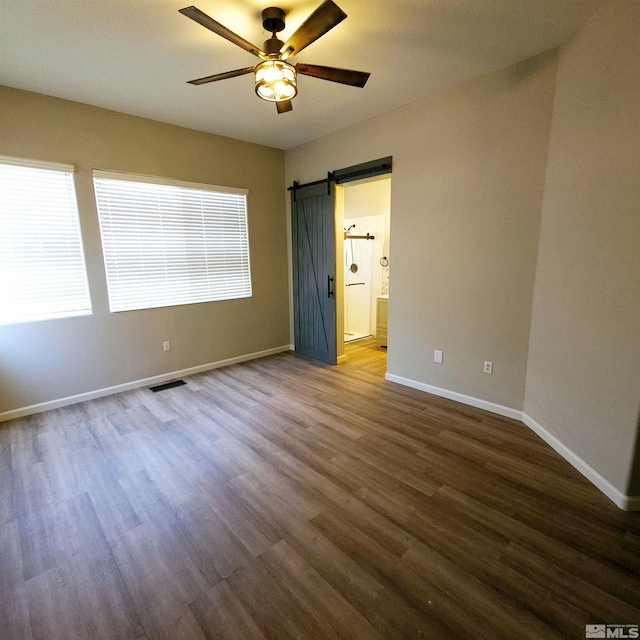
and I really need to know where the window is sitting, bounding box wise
[92,171,251,313]
[0,157,92,325]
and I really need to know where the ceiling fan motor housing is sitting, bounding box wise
[262,7,286,33]
[263,36,285,55]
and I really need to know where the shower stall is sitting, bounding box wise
[343,219,384,342]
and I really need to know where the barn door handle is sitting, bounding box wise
[327,276,334,298]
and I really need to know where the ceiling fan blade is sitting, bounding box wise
[187,67,254,86]
[276,100,293,114]
[280,0,347,58]
[179,6,266,59]
[296,63,370,87]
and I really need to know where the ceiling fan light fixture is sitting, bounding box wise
[255,59,297,102]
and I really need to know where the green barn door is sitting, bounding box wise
[291,180,336,364]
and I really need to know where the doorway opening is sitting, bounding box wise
[289,156,391,368]
[335,174,391,363]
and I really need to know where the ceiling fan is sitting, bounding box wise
[179,0,370,114]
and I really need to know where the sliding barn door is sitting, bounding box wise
[291,181,336,364]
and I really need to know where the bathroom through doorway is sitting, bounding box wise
[335,174,391,361]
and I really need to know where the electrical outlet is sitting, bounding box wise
[434,350,443,364]
[163,341,171,352]
[484,361,493,374]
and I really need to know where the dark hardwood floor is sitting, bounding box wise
[1,338,639,639]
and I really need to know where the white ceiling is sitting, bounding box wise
[0,0,607,150]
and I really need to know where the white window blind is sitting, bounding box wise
[0,157,92,325]
[92,171,252,313]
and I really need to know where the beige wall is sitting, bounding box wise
[286,50,557,410]
[343,179,391,219]
[0,86,289,414]
[524,0,640,495]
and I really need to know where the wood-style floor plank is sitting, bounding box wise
[1,338,639,639]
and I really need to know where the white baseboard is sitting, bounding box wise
[384,372,639,511]
[384,373,523,421]
[522,413,639,511]
[0,344,291,423]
